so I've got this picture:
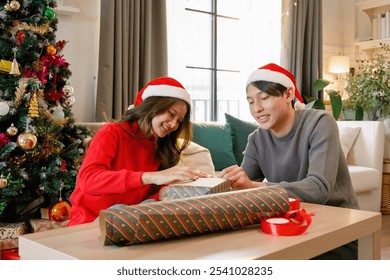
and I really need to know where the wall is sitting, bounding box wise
[322,0,357,94]
[55,0,100,122]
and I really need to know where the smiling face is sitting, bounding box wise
[246,83,295,137]
[151,100,188,138]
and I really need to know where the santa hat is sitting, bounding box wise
[134,77,191,107]
[246,63,305,109]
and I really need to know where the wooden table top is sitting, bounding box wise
[18,203,381,260]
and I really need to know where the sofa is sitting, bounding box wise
[76,114,385,212]
[337,121,384,212]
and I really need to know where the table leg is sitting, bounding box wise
[358,230,381,260]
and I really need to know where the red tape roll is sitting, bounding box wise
[260,208,312,236]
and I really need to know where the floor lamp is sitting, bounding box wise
[329,55,350,99]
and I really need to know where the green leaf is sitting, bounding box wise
[355,106,364,121]
[305,99,325,110]
[327,90,342,120]
[313,79,332,92]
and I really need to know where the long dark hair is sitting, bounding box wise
[120,96,192,169]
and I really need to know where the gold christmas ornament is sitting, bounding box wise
[0,176,7,189]
[32,60,44,72]
[9,52,21,76]
[9,1,20,11]
[6,123,18,137]
[17,132,38,151]
[28,92,39,118]
[4,1,12,11]
[46,45,57,55]
[50,201,71,222]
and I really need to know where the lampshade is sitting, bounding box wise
[329,56,350,74]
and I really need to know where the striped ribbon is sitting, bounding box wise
[100,185,290,246]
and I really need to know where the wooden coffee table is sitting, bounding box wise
[18,203,381,260]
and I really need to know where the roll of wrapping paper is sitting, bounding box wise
[99,185,289,246]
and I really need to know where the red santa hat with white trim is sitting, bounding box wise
[246,63,305,110]
[133,77,191,107]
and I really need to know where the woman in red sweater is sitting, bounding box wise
[68,77,205,226]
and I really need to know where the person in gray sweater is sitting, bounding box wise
[218,63,359,260]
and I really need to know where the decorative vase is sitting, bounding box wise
[368,110,379,121]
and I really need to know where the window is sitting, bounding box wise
[167,0,282,122]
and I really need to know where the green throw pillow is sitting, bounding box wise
[225,113,258,165]
[192,122,237,171]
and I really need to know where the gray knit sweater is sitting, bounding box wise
[242,109,359,210]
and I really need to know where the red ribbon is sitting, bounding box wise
[260,198,313,236]
[288,197,300,210]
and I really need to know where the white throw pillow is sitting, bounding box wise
[338,127,361,159]
[177,139,216,177]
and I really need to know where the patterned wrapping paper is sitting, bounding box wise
[0,222,25,240]
[29,219,69,233]
[160,178,232,200]
[0,238,19,250]
[99,185,289,246]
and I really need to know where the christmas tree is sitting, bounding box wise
[0,0,91,223]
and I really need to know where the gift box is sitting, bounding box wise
[160,177,231,200]
[0,59,12,73]
[29,218,69,233]
[1,248,20,260]
[0,222,25,240]
[100,185,290,246]
[0,238,18,251]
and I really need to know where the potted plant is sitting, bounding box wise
[344,47,390,121]
[310,79,343,120]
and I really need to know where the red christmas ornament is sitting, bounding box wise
[50,201,71,222]
[45,88,64,102]
[60,160,67,172]
[56,40,67,50]
[16,31,25,46]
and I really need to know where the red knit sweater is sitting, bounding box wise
[68,122,160,226]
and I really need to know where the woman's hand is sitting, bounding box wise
[218,165,265,190]
[142,166,211,186]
